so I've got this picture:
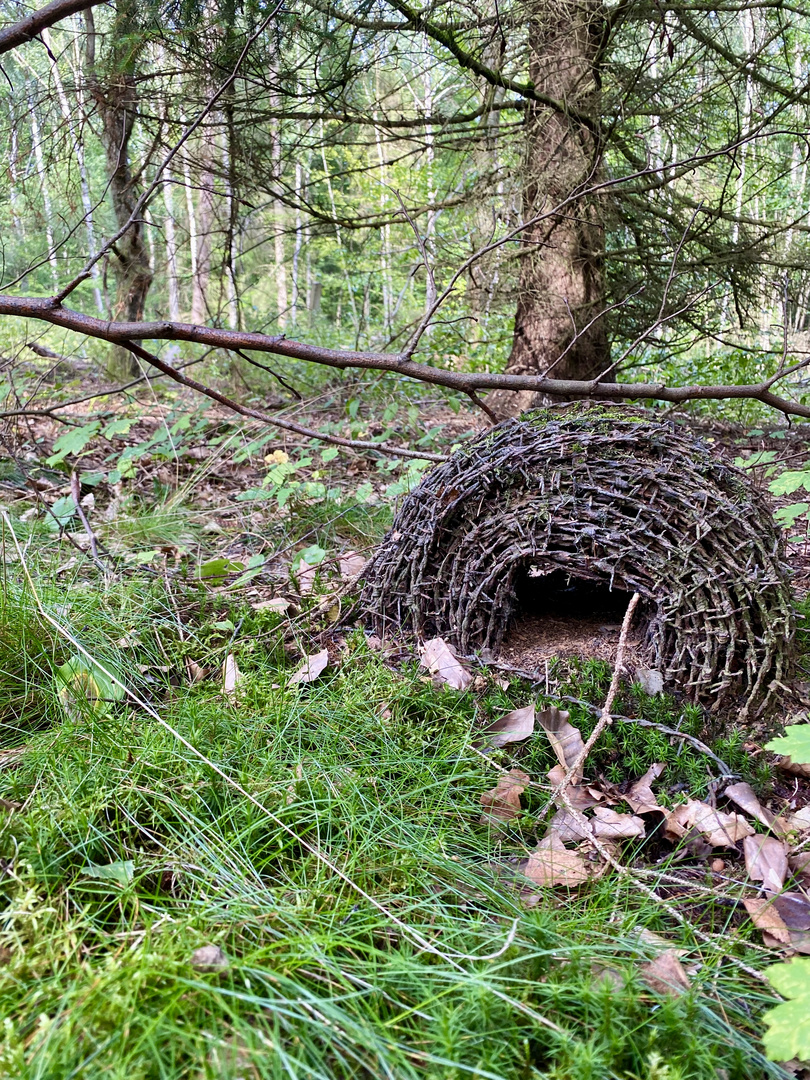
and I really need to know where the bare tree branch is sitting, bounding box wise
[0,0,104,55]
[5,295,810,424]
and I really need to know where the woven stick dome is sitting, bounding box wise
[361,404,793,716]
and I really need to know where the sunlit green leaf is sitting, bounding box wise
[765,724,810,764]
[762,959,810,1060]
[46,421,102,465]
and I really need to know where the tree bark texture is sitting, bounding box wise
[492,0,608,415]
[85,3,152,372]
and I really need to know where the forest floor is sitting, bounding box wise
[2,370,810,1078]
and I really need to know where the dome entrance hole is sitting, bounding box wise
[513,567,634,622]
[497,566,642,670]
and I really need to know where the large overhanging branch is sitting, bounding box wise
[0,0,104,54]
[3,295,810,426]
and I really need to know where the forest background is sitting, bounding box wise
[4,1,810,1078]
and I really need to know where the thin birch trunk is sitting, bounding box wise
[319,121,359,329]
[291,160,303,326]
[27,88,59,289]
[42,25,103,313]
[164,171,180,321]
[221,130,238,329]
[182,148,199,316]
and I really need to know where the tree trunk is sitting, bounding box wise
[85,4,152,374]
[490,0,608,416]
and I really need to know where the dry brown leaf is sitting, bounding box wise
[251,597,291,613]
[743,833,789,893]
[591,806,646,839]
[664,799,754,848]
[641,950,691,996]
[222,654,243,696]
[624,763,666,814]
[524,834,590,887]
[487,704,535,748]
[339,551,367,580]
[420,638,472,691]
[775,756,810,779]
[289,648,329,686]
[772,892,810,931]
[186,658,207,684]
[547,808,592,843]
[298,564,318,595]
[538,707,586,783]
[744,897,792,945]
[479,769,530,825]
[546,764,604,809]
[787,806,810,833]
[725,781,785,836]
[789,851,810,887]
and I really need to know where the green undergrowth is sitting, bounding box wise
[0,566,795,1078]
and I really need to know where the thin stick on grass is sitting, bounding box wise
[553,592,640,798]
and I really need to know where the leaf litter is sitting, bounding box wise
[419,637,472,691]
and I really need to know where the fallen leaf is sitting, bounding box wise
[289,649,329,686]
[524,834,590,887]
[479,769,530,825]
[787,806,810,833]
[789,851,810,887]
[486,704,535,748]
[420,638,472,691]
[547,808,592,843]
[725,781,785,836]
[546,765,605,809]
[775,756,810,779]
[186,658,206,684]
[762,959,810,1061]
[251,597,291,613]
[190,944,230,972]
[624,763,666,814]
[222,654,242,696]
[538,707,586,783]
[339,551,367,580]
[772,892,810,932]
[298,564,318,595]
[743,834,789,893]
[591,806,646,839]
[641,950,691,996]
[664,799,754,848]
[636,668,664,695]
[744,897,792,946]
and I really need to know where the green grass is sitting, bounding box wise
[0,557,793,1079]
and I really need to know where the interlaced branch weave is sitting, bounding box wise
[361,404,793,716]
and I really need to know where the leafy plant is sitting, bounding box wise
[762,959,810,1060]
[765,724,810,763]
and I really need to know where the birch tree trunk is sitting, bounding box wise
[27,88,59,289]
[42,25,104,314]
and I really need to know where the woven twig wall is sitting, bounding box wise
[361,404,794,716]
